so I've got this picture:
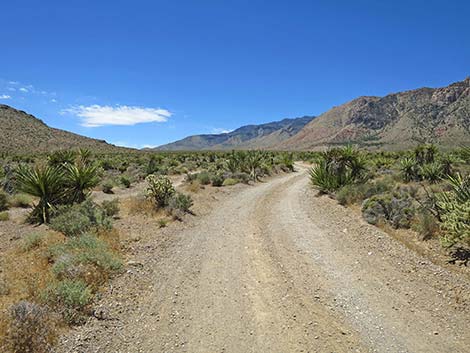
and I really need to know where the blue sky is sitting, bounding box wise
[1,0,469,148]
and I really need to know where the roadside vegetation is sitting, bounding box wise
[308,145,470,261]
[0,148,295,352]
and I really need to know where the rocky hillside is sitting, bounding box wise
[279,77,470,150]
[157,116,314,150]
[0,105,122,153]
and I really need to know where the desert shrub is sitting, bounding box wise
[0,211,9,221]
[197,172,211,185]
[222,178,239,186]
[146,174,175,208]
[336,178,395,206]
[50,200,112,237]
[310,146,367,193]
[362,191,415,229]
[22,233,45,251]
[102,182,114,194]
[414,209,439,240]
[41,279,92,324]
[101,199,120,217]
[6,301,56,353]
[120,176,131,188]
[168,192,193,214]
[49,233,122,281]
[8,193,32,208]
[0,190,8,211]
[50,207,92,237]
[231,172,250,184]
[158,219,168,228]
[211,174,225,187]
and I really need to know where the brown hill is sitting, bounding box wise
[0,104,123,154]
[279,77,470,150]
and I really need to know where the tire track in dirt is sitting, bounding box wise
[59,167,469,353]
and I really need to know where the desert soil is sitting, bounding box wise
[57,166,470,353]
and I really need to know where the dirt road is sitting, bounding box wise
[59,167,470,353]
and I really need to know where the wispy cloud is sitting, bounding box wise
[19,87,29,92]
[211,128,233,134]
[62,104,172,127]
[0,94,11,99]
[111,141,158,149]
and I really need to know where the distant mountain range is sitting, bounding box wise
[1,77,469,154]
[0,105,121,154]
[159,77,470,151]
[279,77,470,150]
[156,116,315,151]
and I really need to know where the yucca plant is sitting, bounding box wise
[309,146,366,193]
[64,162,100,203]
[436,174,470,247]
[15,164,66,223]
[279,152,294,172]
[400,157,418,182]
[77,148,92,165]
[245,151,265,182]
[420,162,443,183]
[47,150,76,168]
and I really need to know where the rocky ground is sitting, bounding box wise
[53,166,469,353]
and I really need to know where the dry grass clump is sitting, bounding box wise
[3,301,58,353]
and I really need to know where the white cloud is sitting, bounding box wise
[19,87,28,92]
[111,141,157,149]
[0,94,11,99]
[51,98,57,103]
[211,128,233,134]
[63,104,172,127]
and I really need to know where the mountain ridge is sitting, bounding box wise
[156,116,315,150]
[0,104,124,153]
[278,77,470,150]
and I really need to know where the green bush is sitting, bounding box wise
[211,174,225,187]
[41,279,91,324]
[168,192,193,214]
[362,191,415,229]
[0,211,9,221]
[50,233,122,281]
[9,193,32,208]
[336,178,395,206]
[50,200,112,237]
[414,209,439,240]
[146,174,175,208]
[197,172,211,185]
[102,182,114,194]
[22,233,45,251]
[0,190,8,211]
[101,199,120,217]
[222,178,239,186]
[120,176,131,188]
